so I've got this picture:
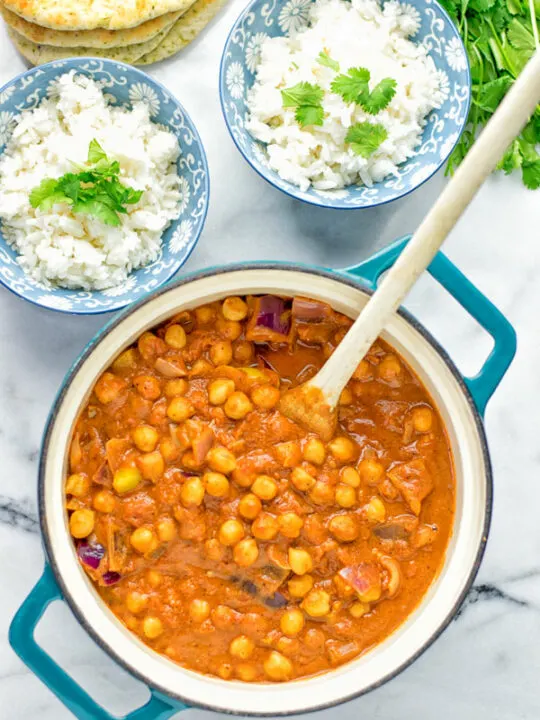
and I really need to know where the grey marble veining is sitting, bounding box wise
[0,3,539,717]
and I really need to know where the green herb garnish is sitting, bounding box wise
[331,67,397,113]
[30,139,143,225]
[439,0,540,188]
[345,122,388,157]
[317,50,340,71]
[281,81,325,127]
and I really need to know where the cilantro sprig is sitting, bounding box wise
[317,50,340,71]
[30,139,143,225]
[331,67,397,113]
[345,122,388,157]
[281,82,324,127]
[439,0,540,188]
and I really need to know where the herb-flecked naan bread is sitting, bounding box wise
[136,0,228,64]
[0,5,187,48]
[2,0,197,31]
[8,25,170,64]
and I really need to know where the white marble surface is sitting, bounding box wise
[0,5,539,719]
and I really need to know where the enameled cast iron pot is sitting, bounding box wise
[9,237,516,720]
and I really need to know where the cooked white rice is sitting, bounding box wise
[0,71,182,291]
[246,0,447,191]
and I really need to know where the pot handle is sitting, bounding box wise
[9,564,187,720]
[341,235,516,416]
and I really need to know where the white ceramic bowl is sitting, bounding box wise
[11,242,516,718]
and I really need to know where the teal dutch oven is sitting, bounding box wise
[9,236,516,719]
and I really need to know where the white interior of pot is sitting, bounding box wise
[42,268,487,716]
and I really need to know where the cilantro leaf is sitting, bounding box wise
[281,82,323,108]
[29,139,142,225]
[522,159,540,189]
[331,67,370,104]
[362,78,398,114]
[345,122,388,158]
[469,0,497,12]
[317,51,340,71]
[507,18,536,51]
[476,75,513,111]
[295,104,324,127]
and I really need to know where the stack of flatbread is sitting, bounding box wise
[0,0,228,65]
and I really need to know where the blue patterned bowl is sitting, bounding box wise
[220,0,470,209]
[0,58,209,314]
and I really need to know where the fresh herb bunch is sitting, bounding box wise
[440,0,540,188]
[30,139,143,225]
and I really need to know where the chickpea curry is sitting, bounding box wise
[66,294,455,683]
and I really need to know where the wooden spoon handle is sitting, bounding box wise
[315,49,540,406]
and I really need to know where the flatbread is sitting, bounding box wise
[0,5,185,48]
[1,0,195,31]
[136,0,228,65]
[8,25,169,64]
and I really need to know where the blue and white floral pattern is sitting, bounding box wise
[220,0,471,209]
[0,58,209,314]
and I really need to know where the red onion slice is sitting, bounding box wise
[77,542,105,570]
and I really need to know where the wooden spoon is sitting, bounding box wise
[280,50,540,441]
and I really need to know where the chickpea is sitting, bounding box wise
[69,509,95,538]
[212,605,236,628]
[288,547,313,575]
[157,517,177,542]
[94,372,126,405]
[210,340,233,366]
[230,635,255,660]
[238,493,262,520]
[264,651,293,681]
[181,477,205,507]
[276,636,300,656]
[251,512,278,540]
[233,340,254,364]
[328,436,356,463]
[189,598,211,623]
[328,514,359,542]
[353,359,372,381]
[164,324,187,349]
[304,628,325,648]
[236,663,257,682]
[339,387,353,406]
[132,425,159,453]
[280,608,305,636]
[137,451,165,483]
[310,481,335,505]
[219,519,245,546]
[167,397,195,423]
[204,538,226,561]
[142,616,163,639]
[164,378,188,398]
[224,391,253,420]
[341,467,361,488]
[208,378,235,406]
[204,471,230,498]
[159,437,180,463]
[93,489,115,513]
[274,441,302,468]
[359,458,384,485]
[365,497,386,523]
[222,296,248,321]
[113,467,142,494]
[251,385,280,410]
[234,537,259,567]
[251,475,278,501]
[130,527,159,554]
[217,663,233,680]
[195,305,215,325]
[335,484,356,509]
[288,574,314,598]
[216,317,242,341]
[146,570,162,588]
[278,512,303,539]
[66,473,90,498]
[112,348,138,373]
[190,358,213,377]
[302,589,331,618]
[302,438,326,465]
[350,602,369,619]
[207,446,237,474]
[232,467,254,488]
[378,354,402,382]
[133,375,161,400]
[126,591,148,614]
[291,467,315,492]
[412,406,433,433]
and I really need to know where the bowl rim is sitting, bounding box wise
[38,261,492,715]
[219,0,472,210]
[0,56,210,315]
